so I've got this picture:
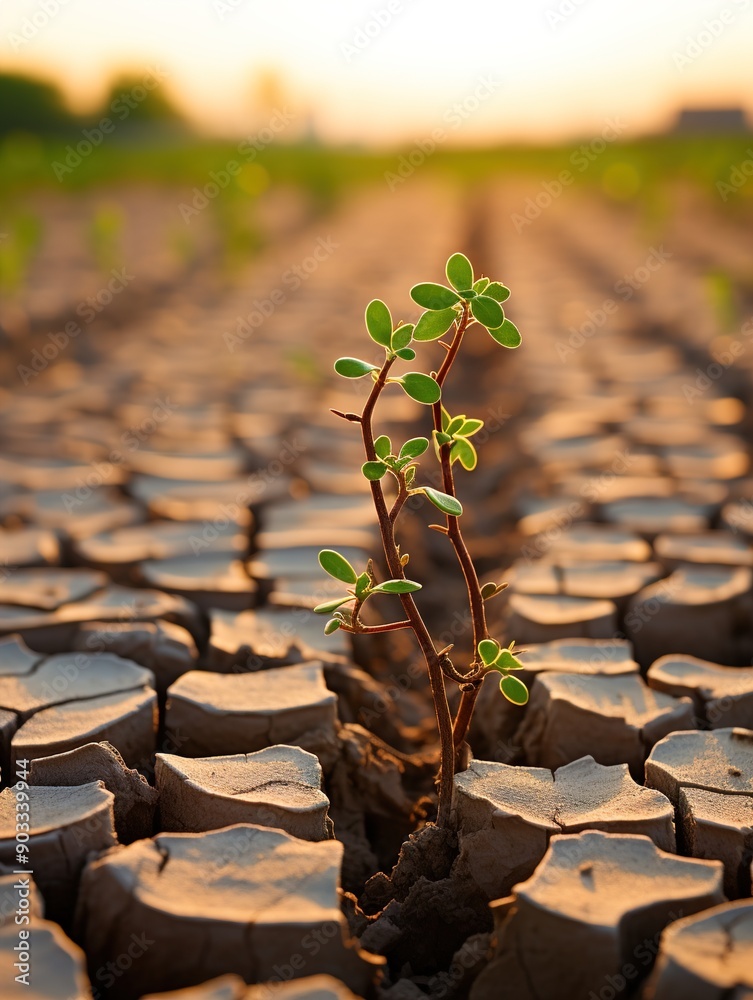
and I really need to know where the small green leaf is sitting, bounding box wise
[314,596,355,614]
[324,618,341,634]
[374,435,392,460]
[372,579,422,594]
[413,307,457,342]
[457,289,477,301]
[335,357,379,379]
[440,406,450,432]
[445,415,466,437]
[434,431,452,446]
[422,487,463,517]
[365,299,392,347]
[485,282,511,303]
[395,347,416,361]
[487,318,522,349]
[457,418,483,437]
[399,372,441,405]
[405,466,416,486]
[473,277,490,293]
[451,437,477,471]
[318,549,358,584]
[500,674,529,705]
[355,572,371,598]
[481,581,508,600]
[362,460,388,481]
[478,638,500,666]
[495,648,525,671]
[391,323,413,351]
[399,437,429,459]
[446,252,474,291]
[471,295,504,329]
[410,283,460,310]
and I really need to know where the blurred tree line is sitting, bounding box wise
[0,71,188,136]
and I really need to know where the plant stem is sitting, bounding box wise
[430,306,489,754]
[360,359,456,828]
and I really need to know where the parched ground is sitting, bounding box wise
[0,174,752,1000]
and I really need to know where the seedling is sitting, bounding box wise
[316,252,526,827]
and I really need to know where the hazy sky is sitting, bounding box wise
[2,0,752,143]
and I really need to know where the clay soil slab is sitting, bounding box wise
[0,872,43,927]
[654,530,753,570]
[470,832,725,1000]
[165,663,339,765]
[141,975,361,1000]
[142,478,255,526]
[531,523,652,562]
[11,687,157,770]
[0,636,43,676]
[0,918,92,999]
[647,654,753,729]
[0,569,107,611]
[207,608,349,671]
[471,638,639,762]
[505,593,618,644]
[679,786,753,898]
[156,745,331,840]
[646,900,753,999]
[0,782,116,923]
[626,566,753,667]
[645,728,753,805]
[516,671,694,775]
[139,554,258,612]
[0,527,60,568]
[72,620,198,695]
[29,741,158,843]
[75,824,381,999]
[601,497,711,536]
[454,756,674,899]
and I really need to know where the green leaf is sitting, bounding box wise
[324,618,341,634]
[413,307,457,342]
[314,596,355,614]
[391,323,413,351]
[440,406,450,432]
[365,299,392,347]
[485,282,511,303]
[499,674,529,705]
[362,460,388,481]
[372,579,422,594]
[445,415,466,436]
[478,638,500,666]
[374,435,392,460]
[410,283,460,310]
[399,437,429,459]
[457,418,483,437]
[451,437,477,471]
[446,252,473,291]
[495,648,525,671]
[457,289,477,300]
[487,318,522,349]
[471,295,504,329]
[405,465,416,486]
[335,357,379,379]
[395,348,416,361]
[434,431,452,446]
[473,277,490,294]
[399,372,441,405]
[422,487,463,517]
[481,581,508,600]
[355,572,371,598]
[318,549,358,584]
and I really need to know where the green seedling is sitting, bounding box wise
[316,252,526,827]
